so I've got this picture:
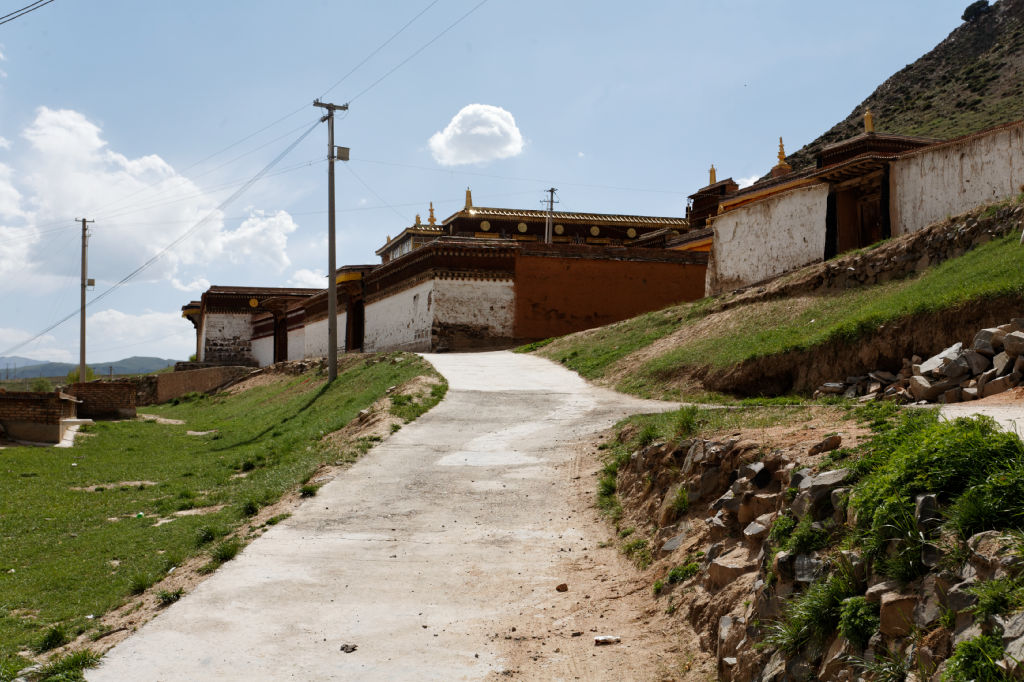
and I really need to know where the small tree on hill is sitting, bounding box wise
[962,0,991,22]
[30,378,52,392]
[66,366,96,383]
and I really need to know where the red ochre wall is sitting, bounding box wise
[513,255,706,340]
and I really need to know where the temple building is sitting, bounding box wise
[184,192,708,364]
[700,115,1024,293]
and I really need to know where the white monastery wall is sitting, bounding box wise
[201,313,253,364]
[301,313,347,359]
[287,326,305,362]
[707,183,829,294]
[891,124,1024,236]
[252,336,274,367]
[364,280,435,353]
[432,278,515,339]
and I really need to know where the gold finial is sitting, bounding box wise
[414,213,421,225]
[387,234,391,242]
[864,109,875,134]
[709,164,717,185]
[465,187,473,209]
[428,202,436,225]
[777,137,786,165]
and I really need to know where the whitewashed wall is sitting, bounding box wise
[302,313,347,359]
[252,336,274,367]
[287,327,305,362]
[200,313,253,364]
[707,183,829,294]
[891,123,1024,236]
[433,278,515,338]
[364,280,435,352]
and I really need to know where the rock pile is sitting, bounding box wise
[618,430,1024,681]
[816,319,1024,404]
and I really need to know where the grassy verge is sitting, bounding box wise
[0,352,443,674]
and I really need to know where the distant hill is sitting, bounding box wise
[0,356,178,379]
[781,0,1024,174]
[0,356,46,369]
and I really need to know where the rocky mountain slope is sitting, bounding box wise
[782,0,1024,174]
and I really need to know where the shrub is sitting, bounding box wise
[769,514,796,545]
[34,624,68,653]
[128,571,154,595]
[838,596,879,648]
[652,579,664,595]
[65,366,96,383]
[671,487,689,514]
[942,633,1005,681]
[968,576,1024,622]
[672,405,700,438]
[240,499,260,517]
[787,515,830,554]
[299,484,320,498]
[622,538,652,569]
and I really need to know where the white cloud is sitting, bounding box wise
[0,137,10,150]
[0,107,301,287]
[428,104,524,166]
[288,268,327,289]
[87,309,194,360]
[737,175,760,189]
[170,276,211,293]
[577,151,585,158]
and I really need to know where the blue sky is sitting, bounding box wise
[0,0,975,362]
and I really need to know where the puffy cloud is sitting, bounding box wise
[0,107,301,288]
[288,268,327,289]
[737,175,760,189]
[0,137,10,149]
[428,104,524,166]
[0,327,72,363]
[170,276,211,293]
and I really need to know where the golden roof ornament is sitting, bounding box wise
[414,213,421,225]
[777,137,787,165]
[465,187,473,209]
[709,164,717,185]
[428,202,436,225]
[864,109,875,134]
[771,137,792,177]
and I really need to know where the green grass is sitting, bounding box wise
[622,229,1023,397]
[389,382,448,422]
[0,353,442,668]
[764,565,860,654]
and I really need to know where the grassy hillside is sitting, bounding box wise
[782,0,1024,174]
[0,353,444,678]
[537,204,1024,400]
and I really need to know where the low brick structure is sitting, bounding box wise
[155,366,251,404]
[68,381,137,420]
[0,390,79,443]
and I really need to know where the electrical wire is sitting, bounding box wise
[347,0,491,104]
[0,0,53,26]
[0,120,321,357]
[344,164,409,221]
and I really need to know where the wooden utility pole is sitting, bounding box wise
[313,100,349,381]
[543,188,558,244]
[75,218,94,383]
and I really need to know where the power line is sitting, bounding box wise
[344,164,409,222]
[0,0,53,26]
[320,0,440,100]
[348,0,492,104]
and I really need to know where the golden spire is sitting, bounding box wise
[414,213,421,225]
[864,109,875,134]
[771,137,792,178]
[465,187,473,209]
[777,137,787,165]
[709,164,717,185]
[428,202,436,225]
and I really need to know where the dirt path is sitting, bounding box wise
[88,351,682,681]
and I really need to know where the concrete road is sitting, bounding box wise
[941,402,1024,436]
[88,351,676,681]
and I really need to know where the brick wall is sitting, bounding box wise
[0,391,78,442]
[155,366,252,404]
[68,382,137,419]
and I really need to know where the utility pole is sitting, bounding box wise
[313,100,349,381]
[75,218,94,383]
[543,188,558,244]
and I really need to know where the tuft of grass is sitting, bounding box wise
[968,576,1024,623]
[652,579,665,596]
[32,649,100,681]
[667,562,700,584]
[211,538,242,563]
[34,624,68,654]
[239,499,261,517]
[622,538,652,569]
[265,513,290,526]
[128,571,155,596]
[764,565,860,654]
[156,588,184,606]
[299,483,320,498]
[514,337,555,353]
